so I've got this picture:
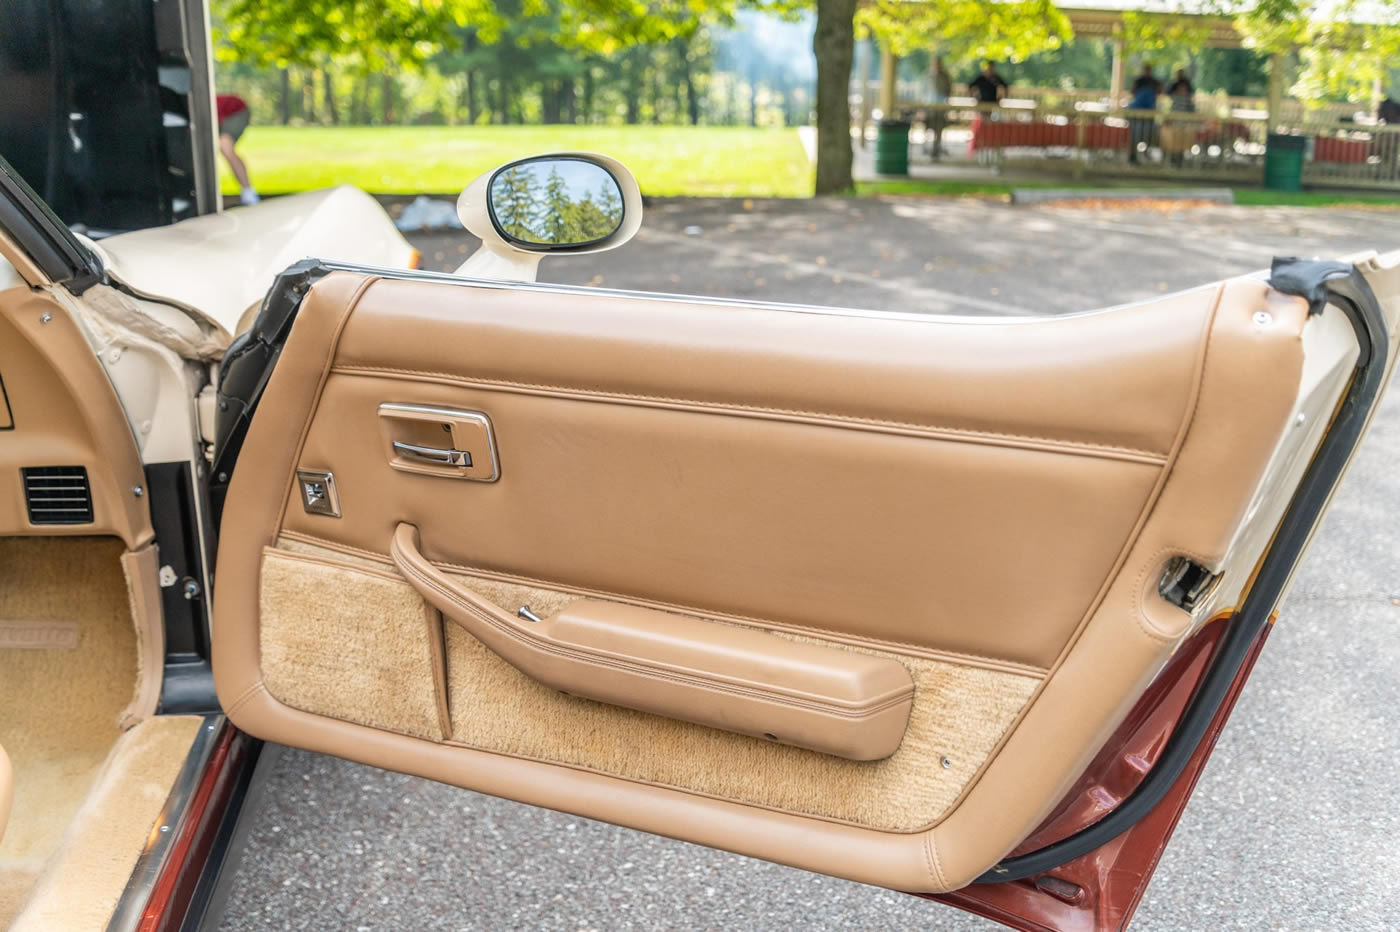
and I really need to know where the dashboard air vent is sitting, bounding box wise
[22,466,94,525]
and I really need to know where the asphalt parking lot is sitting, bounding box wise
[217,197,1400,931]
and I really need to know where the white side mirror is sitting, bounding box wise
[453,152,643,282]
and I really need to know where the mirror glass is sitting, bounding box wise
[488,158,625,248]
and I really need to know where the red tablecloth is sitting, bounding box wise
[1313,136,1370,164]
[970,116,1130,152]
[969,116,1253,153]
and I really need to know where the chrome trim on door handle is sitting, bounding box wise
[391,441,472,467]
[379,403,500,481]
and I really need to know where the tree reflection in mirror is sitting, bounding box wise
[489,158,624,247]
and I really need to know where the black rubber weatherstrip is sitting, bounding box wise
[0,153,103,293]
[976,258,1389,884]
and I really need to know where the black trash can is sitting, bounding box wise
[1264,133,1306,192]
[875,119,911,176]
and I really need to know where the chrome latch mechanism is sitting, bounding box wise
[378,403,500,482]
[391,441,472,467]
[1159,556,1221,612]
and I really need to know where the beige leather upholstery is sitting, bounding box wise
[0,230,47,288]
[0,284,153,547]
[0,742,11,845]
[215,270,1312,891]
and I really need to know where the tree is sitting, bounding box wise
[1197,48,1269,97]
[1193,0,1399,106]
[595,178,623,224]
[1012,39,1112,91]
[568,192,615,238]
[212,0,1091,196]
[811,0,858,193]
[492,164,543,240]
[215,0,505,70]
[543,167,573,241]
[787,0,1074,194]
[855,0,1070,65]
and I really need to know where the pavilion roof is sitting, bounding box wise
[1053,0,1394,48]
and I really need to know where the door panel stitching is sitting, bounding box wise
[330,365,1172,463]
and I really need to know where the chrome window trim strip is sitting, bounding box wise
[317,259,1222,326]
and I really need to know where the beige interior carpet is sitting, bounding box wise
[10,714,204,932]
[259,546,1043,833]
[0,536,138,925]
[260,549,446,741]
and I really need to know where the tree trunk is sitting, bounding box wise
[650,54,664,123]
[303,70,317,123]
[278,69,292,125]
[380,72,394,124]
[541,82,558,123]
[812,0,857,194]
[671,38,687,123]
[351,77,367,124]
[582,68,595,124]
[321,69,339,125]
[498,76,513,124]
[625,49,643,124]
[749,74,759,127]
[466,70,479,124]
[562,79,577,123]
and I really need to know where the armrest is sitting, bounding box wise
[391,523,914,760]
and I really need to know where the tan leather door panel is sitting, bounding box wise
[214,268,1318,892]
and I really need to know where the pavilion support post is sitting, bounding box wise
[1109,34,1125,110]
[858,40,872,148]
[879,42,898,118]
[1267,52,1285,133]
[1073,111,1086,180]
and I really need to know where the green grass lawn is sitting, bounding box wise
[219,125,814,198]
[221,126,1400,206]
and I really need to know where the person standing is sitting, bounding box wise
[1127,64,1161,163]
[1166,69,1195,112]
[216,94,260,206]
[1160,69,1197,166]
[929,56,953,158]
[968,61,1008,106]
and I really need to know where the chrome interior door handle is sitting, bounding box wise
[391,441,472,467]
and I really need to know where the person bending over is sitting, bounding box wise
[216,94,260,206]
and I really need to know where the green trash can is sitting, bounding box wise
[1264,132,1306,192]
[875,119,911,176]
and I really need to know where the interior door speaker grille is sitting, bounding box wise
[22,466,94,525]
